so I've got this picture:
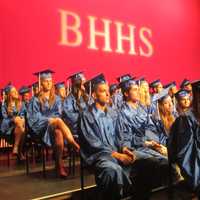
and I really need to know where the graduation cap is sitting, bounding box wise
[152,87,170,102]
[19,86,30,95]
[31,82,39,88]
[109,84,118,93]
[33,69,55,79]
[55,82,65,89]
[84,74,106,94]
[174,89,190,99]
[149,79,161,88]
[136,77,146,85]
[191,80,200,92]
[164,81,176,89]
[116,74,133,83]
[4,83,14,95]
[119,78,137,92]
[180,79,190,89]
[67,71,85,82]
[33,69,55,89]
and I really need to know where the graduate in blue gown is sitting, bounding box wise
[175,89,191,115]
[1,84,26,159]
[55,82,66,116]
[63,72,89,136]
[79,74,138,200]
[168,80,200,197]
[180,78,193,97]
[150,94,178,146]
[27,69,80,177]
[116,78,171,187]
[110,74,133,110]
[136,77,156,115]
[19,86,31,115]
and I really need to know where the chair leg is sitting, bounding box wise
[72,149,76,176]
[7,150,10,167]
[68,146,72,175]
[42,146,46,178]
[25,147,29,175]
[80,155,85,200]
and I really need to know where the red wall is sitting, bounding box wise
[0,0,200,88]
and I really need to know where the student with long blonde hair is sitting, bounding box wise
[28,70,79,178]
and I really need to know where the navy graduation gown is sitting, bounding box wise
[168,111,200,191]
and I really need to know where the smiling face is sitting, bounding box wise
[160,96,173,114]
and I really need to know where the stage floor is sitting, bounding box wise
[0,156,198,200]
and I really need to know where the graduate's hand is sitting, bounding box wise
[122,147,136,161]
[112,152,135,165]
[153,145,168,156]
[144,140,154,147]
[48,118,57,125]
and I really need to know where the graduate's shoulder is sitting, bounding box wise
[80,105,95,123]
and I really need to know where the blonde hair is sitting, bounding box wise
[38,79,56,108]
[138,81,151,106]
[6,91,22,114]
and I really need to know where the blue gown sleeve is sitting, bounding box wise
[27,97,49,132]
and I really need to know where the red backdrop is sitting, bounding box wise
[0,0,200,88]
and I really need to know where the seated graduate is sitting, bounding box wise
[116,77,168,158]
[55,82,66,103]
[137,77,156,115]
[111,74,133,109]
[175,89,191,115]
[27,69,80,178]
[149,79,163,95]
[63,72,89,136]
[180,78,193,97]
[31,82,39,98]
[153,94,177,147]
[78,74,137,200]
[168,80,200,198]
[0,83,26,160]
[19,86,31,110]
[109,83,119,108]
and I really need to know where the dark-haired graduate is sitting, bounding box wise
[63,72,89,136]
[1,84,26,160]
[115,78,170,187]
[27,69,80,177]
[168,80,200,199]
[175,89,191,115]
[78,74,137,200]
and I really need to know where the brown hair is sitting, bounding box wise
[158,99,175,133]
[71,81,89,111]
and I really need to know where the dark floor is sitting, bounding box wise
[0,153,198,200]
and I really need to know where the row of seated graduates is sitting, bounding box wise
[0,69,198,199]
